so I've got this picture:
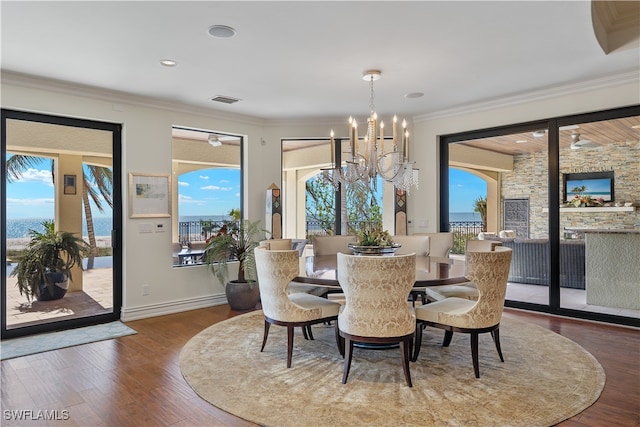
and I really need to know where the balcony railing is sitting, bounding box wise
[449,221,485,254]
[305,220,383,240]
[178,220,233,243]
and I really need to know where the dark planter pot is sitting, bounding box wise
[225,280,260,311]
[37,272,68,302]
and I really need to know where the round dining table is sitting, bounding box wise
[293,254,468,289]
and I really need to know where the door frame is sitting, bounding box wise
[1,108,122,339]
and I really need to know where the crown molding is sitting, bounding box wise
[413,71,640,123]
[0,71,267,127]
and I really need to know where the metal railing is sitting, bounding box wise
[305,220,383,240]
[449,221,485,254]
[178,220,232,243]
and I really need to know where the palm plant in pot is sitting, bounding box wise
[11,220,89,302]
[203,219,264,310]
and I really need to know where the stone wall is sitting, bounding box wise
[501,139,640,239]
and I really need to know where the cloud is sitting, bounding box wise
[200,185,233,191]
[178,181,190,187]
[179,194,193,200]
[199,175,209,180]
[235,192,240,197]
[219,179,230,184]
[14,168,54,186]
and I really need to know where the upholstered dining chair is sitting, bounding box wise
[254,247,342,368]
[413,232,453,258]
[336,252,417,387]
[260,238,292,250]
[312,235,357,256]
[423,240,503,302]
[312,235,356,302]
[412,247,512,378]
[392,235,430,305]
[393,235,430,256]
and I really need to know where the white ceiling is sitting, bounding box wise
[1,1,639,121]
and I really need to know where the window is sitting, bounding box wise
[171,127,242,266]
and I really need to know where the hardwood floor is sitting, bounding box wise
[1,306,638,426]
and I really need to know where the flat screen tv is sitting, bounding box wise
[563,171,614,203]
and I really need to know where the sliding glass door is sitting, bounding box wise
[2,109,122,339]
[441,105,640,327]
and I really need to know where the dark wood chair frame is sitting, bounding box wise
[336,326,415,387]
[412,320,503,378]
[261,314,339,368]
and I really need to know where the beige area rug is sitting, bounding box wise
[180,311,605,427]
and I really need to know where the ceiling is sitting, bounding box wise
[2,1,639,121]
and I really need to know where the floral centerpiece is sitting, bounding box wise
[565,185,604,207]
[348,226,400,255]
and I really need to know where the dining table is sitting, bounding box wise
[293,254,468,289]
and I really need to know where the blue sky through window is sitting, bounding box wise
[449,168,486,213]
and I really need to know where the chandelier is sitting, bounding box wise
[322,70,419,193]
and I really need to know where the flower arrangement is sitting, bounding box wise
[356,226,394,247]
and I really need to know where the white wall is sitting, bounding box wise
[3,73,638,320]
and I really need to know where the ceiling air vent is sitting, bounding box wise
[210,95,241,104]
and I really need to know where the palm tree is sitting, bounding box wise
[473,196,488,232]
[6,155,113,256]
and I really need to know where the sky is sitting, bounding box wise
[6,154,481,218]
[449,169,487,213]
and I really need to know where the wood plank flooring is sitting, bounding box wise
[1,306,638,426]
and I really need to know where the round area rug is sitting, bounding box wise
[180,311,604,427]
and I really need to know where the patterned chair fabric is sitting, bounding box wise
[254,247,341,367]
[413,247,512,378]
[336,253,417,386]
[423,240,503,302]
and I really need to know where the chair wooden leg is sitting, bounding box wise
[400,338,413,387]
[411,323,423,362]
[342,337,353,384]
[286,326,294,368]
[443,329,454,347]
[471,332,480,378]
[306,325,315,340]
[261,320,270,352]
[491,328,504,362]
[336,324,345,356]
[302,325,309,340]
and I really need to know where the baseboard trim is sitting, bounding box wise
[121,294,228,322]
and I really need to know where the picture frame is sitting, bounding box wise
[129,173,171,218]
[63,174,77,195]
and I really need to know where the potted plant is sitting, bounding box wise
[348,226,400,255]
[203,219,264,310]
[11,220,89,302]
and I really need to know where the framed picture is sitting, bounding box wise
[563,171,614,203]
[129,173,171,218]
[63,174,77,195]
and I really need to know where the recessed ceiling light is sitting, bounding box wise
[208,25,236,39]
[404,92,424,99]
[160,59,177,67]
[632,124,640,129]
[532,130,546,138]
[515,139,527,144]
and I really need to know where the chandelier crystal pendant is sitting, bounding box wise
[321,70,419,193]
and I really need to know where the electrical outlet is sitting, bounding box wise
[142,284,149,296]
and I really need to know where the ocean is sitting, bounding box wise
[5,213,478,239]
[5,215,232,239]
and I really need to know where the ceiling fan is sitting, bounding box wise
[570,132,600,149]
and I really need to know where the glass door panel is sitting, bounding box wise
[558,117,640,319]
[3,112,117,337]
[448,127,550,306]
